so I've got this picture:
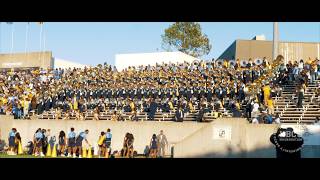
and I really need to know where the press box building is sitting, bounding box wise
[0,51,87,70]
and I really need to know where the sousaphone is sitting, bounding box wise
[254,58,263,66]
[229,60,236,67]
[240,59,249,67]
[215,59,224,68]
[193,60,199,66]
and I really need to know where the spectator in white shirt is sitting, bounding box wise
[274,113,281,124]
[252,118,259,124]
[251,100,260,119]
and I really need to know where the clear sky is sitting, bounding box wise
[0,22,319,66]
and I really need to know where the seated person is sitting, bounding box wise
[111,111,118,121]
[130,109,139,121]
[252,118,259,124]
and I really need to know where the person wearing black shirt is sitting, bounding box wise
[148,99,157,121]
[175,106,184,122]
[245,98,252,120]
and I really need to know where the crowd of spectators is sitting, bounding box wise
[0,57,319,123]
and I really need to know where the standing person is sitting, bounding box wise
[197,106,205,122]
[157,130,168,158]
[149,134,158,158]
[23,98,30,119]
[298,59,304,73]
[245,98,252,120]
[98,131,106,158]
[41,129,48,155]
[14,132,22,155]
[148,98,157,121]
[266,98,275,115]
[67,128,76,158]
[121,133,129,157]
[93,107,100,121]
[262,83,271,106]
[175,106,184,122]
[8,128,17,155]
[34,128,44,157]
[251,100,260,121]
[75,130,90,158]
[297,85,304,111]
[126,133,134,158]
[58,130,67,157]
[105,128,112,158]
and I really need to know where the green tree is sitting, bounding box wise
[161,22,211,58]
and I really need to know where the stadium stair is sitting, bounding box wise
[274,80,320,124]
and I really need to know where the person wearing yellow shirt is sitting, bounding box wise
[188,101,194,113]
[263,84,271,105]
[307,57,312,66]
[68,102,73,111]
[72,96,78,110]
[2,97,8,113]
[129,101,135,112]
[168,100,174,111]
[266,98,274,115]
[223,60,229,68]
[235,101,241,110]
[0,97,4,114]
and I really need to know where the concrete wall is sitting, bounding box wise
[244,124,279,158]
[174,118,279,158]
[0,51,53,69]
[2,116,319,157]
[0,116,12,145]
[279,42,320,64]
[236,40,273,61]
[0,116,206,154]
[218,40,320,63]
[235,40,320,63]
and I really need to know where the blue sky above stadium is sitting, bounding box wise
[0,22,319,66]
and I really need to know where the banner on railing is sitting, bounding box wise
[281,124,320,145]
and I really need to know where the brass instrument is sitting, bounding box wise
[247,55,284,94]
[254,58,263,66]
[229,60,236,67]
[215,59,224,68]
[240,59,249,67]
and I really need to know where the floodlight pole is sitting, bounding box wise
[272,22,279,61]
